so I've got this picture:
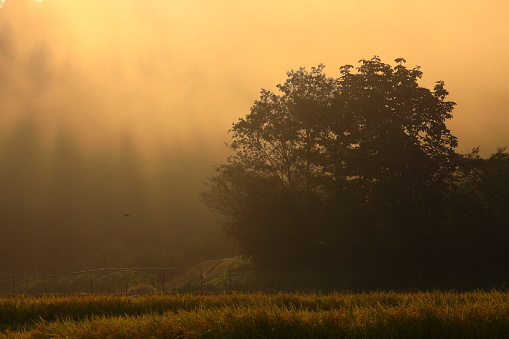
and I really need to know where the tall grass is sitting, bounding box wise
[1,291,509,338]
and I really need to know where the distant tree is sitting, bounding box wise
[203,65,339,268]
[203,56,469,285]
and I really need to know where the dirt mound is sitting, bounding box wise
[173,256,249,288]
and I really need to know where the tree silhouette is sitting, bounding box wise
[202,57,509,288]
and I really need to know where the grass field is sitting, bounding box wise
[1,290,508,338]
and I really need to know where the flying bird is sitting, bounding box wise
[123,213,132,218]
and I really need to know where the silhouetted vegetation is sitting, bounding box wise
[203,56,509,290]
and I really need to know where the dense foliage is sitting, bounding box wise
[203,56,509,289]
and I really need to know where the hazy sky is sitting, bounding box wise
[0,0,508,226]
[1,0,508,156]
[0,0,509,157]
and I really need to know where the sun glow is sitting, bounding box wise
[0,0,507,156]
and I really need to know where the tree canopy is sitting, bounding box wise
[203,56,509,289]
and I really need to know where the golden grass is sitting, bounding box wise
[1,290,508,338]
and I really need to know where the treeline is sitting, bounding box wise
[0,115,235,278]
[203,57,509,290]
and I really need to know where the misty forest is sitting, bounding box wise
[1,0,509,293]
[0,0,238,285]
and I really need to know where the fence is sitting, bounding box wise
[0,267,179,296]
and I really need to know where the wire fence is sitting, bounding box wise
[0,267,179,296]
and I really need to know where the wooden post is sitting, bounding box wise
[125,278,128,295]
[42,278,47,294]
[200,269,203,290]
[171,268,174,291]
[90,278,93,294]
[12,276,15,296]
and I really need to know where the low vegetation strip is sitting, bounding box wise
[1,291,509,338]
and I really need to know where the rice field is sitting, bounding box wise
[1,290,508,338]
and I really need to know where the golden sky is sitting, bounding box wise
[1,0,508,157]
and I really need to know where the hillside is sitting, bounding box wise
[173,256,252,290]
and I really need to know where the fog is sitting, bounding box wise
[0,0,508,275]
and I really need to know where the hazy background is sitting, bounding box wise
[0,0,508,275]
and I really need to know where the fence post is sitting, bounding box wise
[125,278,128,295]
[200,269,203,290]
[90,277,93,294]
[12,276,15,296]
[43,277,47,294]
[171,268,174,291]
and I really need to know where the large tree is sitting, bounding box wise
[203,56,460,279]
